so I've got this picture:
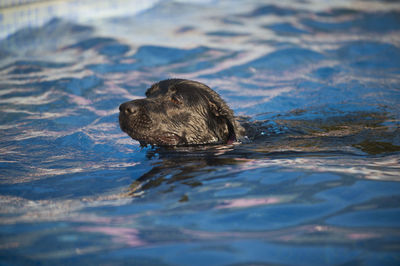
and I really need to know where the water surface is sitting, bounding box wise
[1,0,400,265]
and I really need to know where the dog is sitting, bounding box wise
[119,79,245,147]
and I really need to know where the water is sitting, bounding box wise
[1,0,400,265]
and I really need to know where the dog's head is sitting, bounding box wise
[119,79,244,146]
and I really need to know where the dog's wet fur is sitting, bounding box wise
[119,79,245,147]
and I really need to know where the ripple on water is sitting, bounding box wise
[0,0,400,265]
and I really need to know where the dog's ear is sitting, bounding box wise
[175,79,241,144]
[208,99,238,144]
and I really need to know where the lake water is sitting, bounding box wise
[1,0,400,265]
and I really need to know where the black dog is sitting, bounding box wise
[119,79,245,146]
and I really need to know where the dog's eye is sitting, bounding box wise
[170,96,182,105]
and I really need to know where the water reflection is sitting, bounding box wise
[127,146,242,197]
[127,110,399,198]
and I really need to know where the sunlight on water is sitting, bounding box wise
[1,0,400,265]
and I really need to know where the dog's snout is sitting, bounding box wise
[119,102,139,115]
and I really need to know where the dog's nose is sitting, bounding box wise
[119,102,139,115]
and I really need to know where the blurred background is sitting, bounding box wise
[0,0,159,39]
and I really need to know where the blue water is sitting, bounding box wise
[1,0,400,265]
